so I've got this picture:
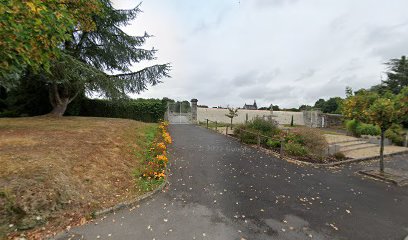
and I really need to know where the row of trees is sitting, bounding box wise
[342,56,408,172]
[288,56,408,114]
[0,0,169,117]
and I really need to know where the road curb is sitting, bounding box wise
[50,177,168,240]
[323,150,408,167]
[95,177,168,216]
[358,170,408,186]
[198,125,408,167]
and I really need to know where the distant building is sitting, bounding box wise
[243,100,258,110]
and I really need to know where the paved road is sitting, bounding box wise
[56,125,408,240]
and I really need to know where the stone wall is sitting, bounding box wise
[303,110,343,128]
[197,108,305,125]
[321,113,343,128]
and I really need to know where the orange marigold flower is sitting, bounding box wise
[156,154,168,162]
[162,132,172,144]
[157,142,166,150]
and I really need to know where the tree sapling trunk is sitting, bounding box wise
[230,118,233,130]
[379,129,385,173]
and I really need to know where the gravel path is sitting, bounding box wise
[55,125,408,240]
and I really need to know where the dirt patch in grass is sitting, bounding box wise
[0,116,157,239]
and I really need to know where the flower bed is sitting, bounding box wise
[135,121,172,190]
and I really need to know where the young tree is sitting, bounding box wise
[367,97,398,172]
[225,107,239,130]
[343,89,403,172]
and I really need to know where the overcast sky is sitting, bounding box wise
[112,0,408,108]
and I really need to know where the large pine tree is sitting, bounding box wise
[46,1,170,116]
[383,55,408,94]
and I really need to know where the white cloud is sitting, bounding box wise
[112,0,408,108]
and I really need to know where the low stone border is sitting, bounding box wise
[358,169,408,186]
[50,177,168,240]
[198,125,408,167]
[95,178,168,216]
[320,150,408,167]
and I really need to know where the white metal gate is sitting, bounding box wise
[166,101,192,124]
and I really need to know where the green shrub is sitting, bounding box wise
[234,118,281,144]
[79,98,166,123]
[245,118,280,136]
[346,119,360,136]
[333,152,346,160]
[233,125,258,144]
[288,127,328,159]
[356,123,380,136]
[266,139,281,148]
[285,132,305,145]
[346,119,380,137]
[285,142,309,157]
[385,124,406,146]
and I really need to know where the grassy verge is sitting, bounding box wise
[0,116,160,239]
[133,121,171,192]
[198,121,233,128]
[134,125,164,192]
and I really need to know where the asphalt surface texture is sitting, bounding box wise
[56,124,408,240]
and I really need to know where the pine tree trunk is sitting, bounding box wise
[379,129,385,173]
[49,98,69,117]
[47,83,78,117]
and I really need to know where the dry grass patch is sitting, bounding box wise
[0,116,157,239]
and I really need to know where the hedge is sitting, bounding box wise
[78,98,167,123]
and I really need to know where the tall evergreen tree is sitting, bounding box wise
[383,55,408,94]
[36,1,170,116]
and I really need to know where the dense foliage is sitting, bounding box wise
[0,0,101,86]
[0,85,167,123]
[80,98,167,122]
[313,97,343,113]
[342,86,408,171]
[382,56,408,94]
[385,124,406,146]
[1,0,170,116]
[345,120,380,137]
[234,118,328,162]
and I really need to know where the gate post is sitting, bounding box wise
[191,99,198,124]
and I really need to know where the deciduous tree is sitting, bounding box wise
[342,89,404,172]
[0,0,101,87]
[225,107,239,130]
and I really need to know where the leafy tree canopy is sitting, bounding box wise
[0,0,101,87]
[313,97,343,113]
[2,0,170,116]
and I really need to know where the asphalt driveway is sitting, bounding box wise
[56,124,408,240]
